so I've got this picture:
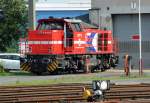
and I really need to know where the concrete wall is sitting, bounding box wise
[36,0,91,11]
[90,0,150,30]
[92,0,150,14]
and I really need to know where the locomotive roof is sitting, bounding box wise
[38,18,82,23]
[64,19,82,23]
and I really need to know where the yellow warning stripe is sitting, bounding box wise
[56,60,59,64]
[48,63,56,72]
[50,65,55,71]
[26,67,31,71]
[20,63,27,69]
[54,60,58,65]
[21,63,31,72]
[48,65,53,72]
[47,60,59,72]
[53,61,58,67]
[21,63,28,70]
[54,60,59,67]
[24,65,30,71]
[51,63,56,71]
[20,63,24,68]
[51,63,56,70]
[23,64,28,71]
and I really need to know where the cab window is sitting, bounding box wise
[8,55,20,60]
[71,23,82,32]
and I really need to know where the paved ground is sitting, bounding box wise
[0,69,150,85]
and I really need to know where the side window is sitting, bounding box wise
[38,22,46,30]
[71,23,82,32]
[7,55,20,60]
[0,55,8,59]
[13,55,20,60]
[50,22,64,30]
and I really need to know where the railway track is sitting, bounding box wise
[105,83,150,100]
[0,83,150,103]
[0,83,89,103]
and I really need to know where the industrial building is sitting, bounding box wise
[36,0,91,20]
[89,0,150,68]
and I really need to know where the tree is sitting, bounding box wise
[0,0,27,52]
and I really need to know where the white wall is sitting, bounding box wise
[36,0,91,11]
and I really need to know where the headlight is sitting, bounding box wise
[100,81,108,90]
[94,90,103,96]
[92,80,110,91]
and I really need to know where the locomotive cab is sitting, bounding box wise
[29,18,85,54]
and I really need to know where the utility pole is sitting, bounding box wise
[98,8,101,29]
[28,0,36,30]
[138,0,142,76]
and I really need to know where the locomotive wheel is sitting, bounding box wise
[90,66,95,73]
[70,68,77,74]
[30,63,47,75]
[91,64,103,72]
[65,67,76,74]
[101,63,110,72]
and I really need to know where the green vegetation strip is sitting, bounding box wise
[0,72,33,76]
[1,73,150,86]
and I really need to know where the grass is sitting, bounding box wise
[1,72,150,86]
[0,71,33,76]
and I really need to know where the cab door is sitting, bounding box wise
[64,21,86,54]
[70,22,85,54]
[64,23,73,52]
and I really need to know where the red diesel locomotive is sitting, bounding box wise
[20,18,118,75]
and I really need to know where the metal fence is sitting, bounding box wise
[118,41,150,68]
[119,41,150,53]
